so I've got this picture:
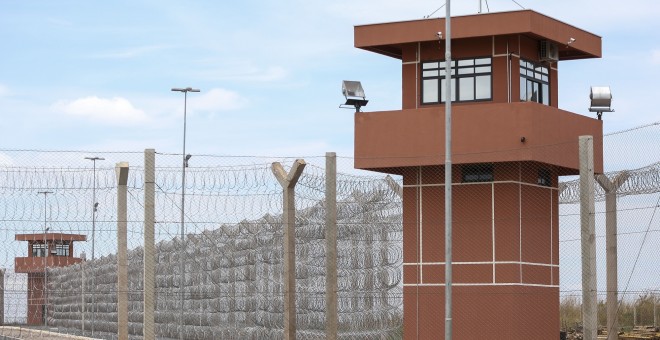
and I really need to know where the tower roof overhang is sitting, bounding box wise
[354,9,601,60]
[15,233,87,242]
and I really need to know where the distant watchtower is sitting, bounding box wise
[15,233,86,325]
[353,10,603,339]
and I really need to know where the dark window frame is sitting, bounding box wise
[537,168,552,187]
[55,242,70,256]
[32,243,47,257]
[519,59,550,105]
[461,163,494,183]
[421,57,493,105]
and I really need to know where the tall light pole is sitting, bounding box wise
[85,156,104,336]
[171,86,200,340]
[37,190,53,326]
[444,1,453,340]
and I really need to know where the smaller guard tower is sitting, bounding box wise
[15,233,86,325]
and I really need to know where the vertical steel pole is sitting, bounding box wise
[444,1,453,340]
[84,156,105,334]
[579,136,597,340]
[91,160,96,335]
[44,192,48,327]
[37,191,52,326]
[325,152,338,340]
[171,86,199,340]
[180,91,187,340]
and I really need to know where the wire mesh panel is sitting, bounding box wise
[0,121,658,339]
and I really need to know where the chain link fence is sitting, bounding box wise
[0,121,658,339]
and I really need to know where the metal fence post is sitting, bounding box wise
[116,162,129,340]
[272,159,306,340]
[144,149,156,340]
[579,136,597,340]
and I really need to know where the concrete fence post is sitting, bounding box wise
[144,149,156,340]
[116,162,129,340]
[579,136,597,340]
[596,172,629,340]
[325,152,338,340]
[271,159,306,340]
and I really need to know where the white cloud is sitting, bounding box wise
[190,88,247,112]
[47,17,73,27]
[89,45,172,59]
[54,96,149,126]
[0,84,9,97]
[196,65,288,83]
[652,49,660,64]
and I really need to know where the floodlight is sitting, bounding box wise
[341,80,369,112]
[588,86,614,120]
[171,87,201,93]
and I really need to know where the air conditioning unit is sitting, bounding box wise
[539,41,559,62]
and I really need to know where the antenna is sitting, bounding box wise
[510,0,525,10]
[424,2,446,18]
[478,0,490,13]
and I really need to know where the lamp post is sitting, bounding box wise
[444,2,454,340]
[171,87,200,340]
[37,190,53,326]
[85,156,104,335]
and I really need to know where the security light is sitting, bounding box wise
[185,154,192,168]
[171,87,201,93]
[341,80,369,112]
[588,86,614,120]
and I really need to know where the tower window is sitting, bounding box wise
[520,59,550,105]
[422,57,492,104]
[462,164,494,183]
[32,244,47,257]
[538,169,552,187]
[55,242,70,256]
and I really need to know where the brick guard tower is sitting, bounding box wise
[15,233,86,325]
[353,10,603,339]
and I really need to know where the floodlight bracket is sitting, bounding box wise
[588,107,614,120]
[340,98,369,112]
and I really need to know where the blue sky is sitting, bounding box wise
[1,0,659,157]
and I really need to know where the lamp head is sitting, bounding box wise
[341,80,369,112]
[588,86,614,120]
